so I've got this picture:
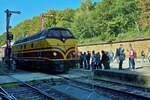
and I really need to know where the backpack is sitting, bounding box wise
[119,48,124,55]
[118,48,125,60]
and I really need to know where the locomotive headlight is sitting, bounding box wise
[53,52,57,56]
[72,52,75,55]
[62,38,65,41]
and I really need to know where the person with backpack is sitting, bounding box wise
[128,44,136,70]
[115,44,125,70]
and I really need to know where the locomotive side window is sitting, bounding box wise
[20,45,23,49]
[31,43,34,48]
[24,45,26,49]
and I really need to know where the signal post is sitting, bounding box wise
[4,9,21,70]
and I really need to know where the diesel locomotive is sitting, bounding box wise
[12,27,78,73]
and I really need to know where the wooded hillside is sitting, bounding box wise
[0,0,150,46]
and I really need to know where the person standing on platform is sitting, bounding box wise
[95,52,101,69]
[86,51,91,70]
[108,50,114,63]
[128,44,136,70]
[83,52,87,69]
[115,48,120,63]
[79,52,84,68]
[91,51,96,71]
[141,50,145,64]
[101,50,110,69]
[147,48,150,63]
[116,44,125,70]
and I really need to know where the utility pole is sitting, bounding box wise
[4,9,21,68]
[40,13,54,31]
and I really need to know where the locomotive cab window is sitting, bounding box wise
[47,29,74,38]
[47,30,61,38]
[61,30,73,38]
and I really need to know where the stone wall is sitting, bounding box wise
[77,38,150,58]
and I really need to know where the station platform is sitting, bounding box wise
[71,63,150,89]
[0,72,62,84]
[0,59,150,87]
[0,69,90,84]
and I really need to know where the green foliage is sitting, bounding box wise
[0,0,150,46]
[0,34,5,46]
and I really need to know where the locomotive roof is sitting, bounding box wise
[14,27,72,45]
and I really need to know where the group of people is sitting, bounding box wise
[79,50,111,70]
[79,44,139,71]
[115,44,136,70]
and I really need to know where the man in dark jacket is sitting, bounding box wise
[115,44,125,70]
[101,50,110,69]
[79,52,84,68]
[86,51,91,70]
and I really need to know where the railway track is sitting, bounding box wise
[1,70,150,100]
[1,75,54,100]
[1,73,77,100]
[0,86,17,100]
[57,73,150,100]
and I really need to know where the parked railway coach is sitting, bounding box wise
[12,27,79,73]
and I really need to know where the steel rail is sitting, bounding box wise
[0,86,17,100]
[57,74,150,100]
[2,73,54,100]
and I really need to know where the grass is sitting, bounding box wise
[0,82,19,88]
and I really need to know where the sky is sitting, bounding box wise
[0,0,100,35]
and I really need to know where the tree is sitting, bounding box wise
[80,0,94,11]
[139,0,150,30]
[0,0,148,46]
[56,9,75,29]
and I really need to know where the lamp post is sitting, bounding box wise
[5,9,21,67]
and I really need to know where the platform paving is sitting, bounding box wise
[0,72,61,84]
[0,69,92,84]
[71,60,150,88]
